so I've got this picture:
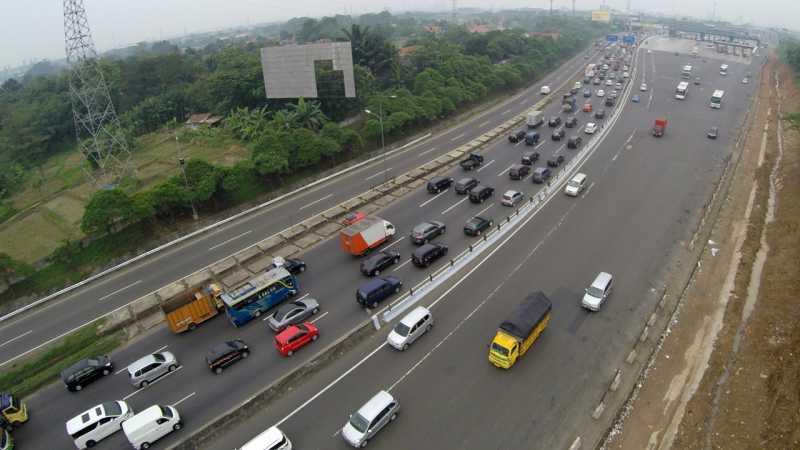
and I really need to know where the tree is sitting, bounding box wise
[183,159,220,203]
[81,189,137,235]
[288,98,327,131]
[0,253,33,294]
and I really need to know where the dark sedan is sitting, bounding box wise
[360,250,401,276]
[464,216,494,236]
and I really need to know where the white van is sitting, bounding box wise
[66,401,133,449]
[239,426,292,450]
[565,173,588,197]
[582,272,614,311]
[386,306,434,350]
[122,405,181,450]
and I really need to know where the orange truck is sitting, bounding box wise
[340,216,396,256]
[165,283,223,333]
[652,118,668,137]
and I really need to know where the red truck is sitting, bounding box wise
[340,216,397,256]
[653,118,668,137]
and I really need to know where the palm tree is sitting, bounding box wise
[288,98,327,131]
[271,109,297,131]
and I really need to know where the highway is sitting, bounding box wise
[12,36,759,449]
[0,42,603,369]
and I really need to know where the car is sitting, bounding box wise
[596,89,605,98]
[127,352,178,388]
[360,250,401,276]
[593,78,601,85]
[521,151,539,165]
[342,211,366,226]
[569,86,579,95]
[531,167,552,184]
[426,176,454,193]
[356,276,402,308]
[501,190,524,207]
[266,297,321,331]
[632,94,641,103]
[205,339,249,374]
[463,216,494,236]
[573,81,583,90]
[694,76,701,85]
[272,257,306,275]
[60,356,114,392]
[540,85,551,95]
[564,116,579,128]
[583,102,593,113]
[411,243,448,267]
[508,164,531,180]
[615,82,623,90]
[274,322,319,356]
[707,126,719,139]
[605,79,613,86]
[581,272,614,311]
[524,131,540,145]
[469,185,494,203]
[583,88,592,98]
[454,177,479,194]
[742,77,750,84]
[605,97,616,107]
[564,173,587,197]
[551,126,566,141]
[341,391,399,448]
[584,122,598,134]
[410,221,446,244]
[387,306,433,351]
[508,129,527,143]
[623,71,630,78]
[594,109,606,119]
[567,135,583,149]
[67,401,133,449]
[547,155,565,168]
[640,83,648,91]
[548,116,562,127]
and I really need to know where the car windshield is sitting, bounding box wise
[467,219,480,228]
[160,405,173,418]
[394,322,411,337]
[153,353,166,362]
[349,413,370,433]
[275,303,295,319]
[587,286,604,298]
[87,357,102,366]
[413,224,429,234]
[568,181,581,188]
[102,401,122,416]
[490,342,509,357]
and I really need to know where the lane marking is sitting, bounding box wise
[476,159,495,172]
[417,147,438,157]
[478,120,490,127]
[441,197,468,215]
[298,194,334,210]
[310,311,329,324]
[450,133,465,142]
[554,144,566,155]
[501,109,512,115]
[122,365,184,401]
[393,259,412,271]
[497,164,513,177]
[98,280,142,302]
[476,204,494,217]
[209,230,253,251]
[0,330,32,349]
[384,236,405,249]
[534,141,545,150]
[419,190,449,208]
[364,170,393,182]
[172,391,196,407]
[583,181,596,198]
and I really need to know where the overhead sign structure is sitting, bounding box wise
[623,34,636,45]
[592,10,611,23]
[607,34,619,43]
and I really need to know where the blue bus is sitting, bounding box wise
[221,267,299,327]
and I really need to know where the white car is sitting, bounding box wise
[596,90,605,98]
[573,81,583,90]
[584,122,598,134]
[605,79,614,86]
[623,71,629,78]
[742,78,750,84]
[540,85,551,95]
[640,83,648,91]
[501,190,524,207]
[67,401,134,449]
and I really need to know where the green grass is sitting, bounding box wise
[0,202,15,224]
[0,322,124,398]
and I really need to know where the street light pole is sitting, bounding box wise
[365,94,396,185]
[176,134,199,221]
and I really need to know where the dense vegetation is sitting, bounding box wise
[781,37,800,130]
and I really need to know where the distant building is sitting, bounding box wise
[424,24,443,34]
[467,24,492,34]
[186,113,223,129]
[527,32,561,40]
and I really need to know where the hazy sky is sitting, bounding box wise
[3,0,797,68]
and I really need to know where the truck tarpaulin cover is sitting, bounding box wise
[499,291,552,338]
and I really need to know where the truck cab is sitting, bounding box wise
[0,393,27,430]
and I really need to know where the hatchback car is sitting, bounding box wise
[454,177,479,194]
[463,216,493,236]
[583,102,593,113]
[127,352,178,388]
[266,297,321,331]
[564,116,579,128]
[548,116,562,127]
[386,306,433,351]
[60,356,114,392]
[410,221,446,245]
[540,85,551,95]
[342,211,366,226]
[342,391,400,448]
[360,250,401,276]
[205,339,249,374]
[594,109,606,119]
[426,176,454,193]
[583,88,592,98]
[501,190,524,207]
[605,79,613,86]
[411,243,448,268]
[521,152,539,165]
[274,322,319,356]
[567,135,583,149]
[584,122,598,134]
[564,173,587,197]
[640,83,648,91]
[707,126,719,139]
[581,272,614,311]
[508,164,530,180]
[596,89,605,98]
[632,94,641,103]
[551,126,566,141]
[531,167,552,184]
[469,185,494,203]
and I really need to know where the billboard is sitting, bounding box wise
[623,34,636,45]
[260,42,356,99]
[607,34,619,43]
[592,10,611,23]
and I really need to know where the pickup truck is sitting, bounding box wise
[460,153,484,171]
[489,291,552,369]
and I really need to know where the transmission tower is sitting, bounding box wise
[63,0,131,185]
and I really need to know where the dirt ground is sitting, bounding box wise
[605,52,800,450]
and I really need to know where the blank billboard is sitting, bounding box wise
[260,42,356,99]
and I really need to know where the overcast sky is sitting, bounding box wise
[3,0,797,68]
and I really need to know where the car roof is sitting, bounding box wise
[413,243,440,256]
[457,177,476,184]
[207,341,242,359]
[571,173,587,182]
[533,167,548,174]
[357,391,395,421]
[399,306,431,327]
[66,402,123,434]
[358,277,390,293]
[503,190,520,196]
[239,426,287,450]
[591,272,613,288]
[122,405,168,433]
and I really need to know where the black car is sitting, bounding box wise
[454,177,479,194]
[551,126,566,141]
[357,276,403,308]
[60,356,113,392]
[508,130,527,143]
[548,116,562,127]
[206,340,249,374]
[411,243,448,268]
[469,185,494,203]
[521,152,539,165]
[282,258,306,274]
[707,126,719,139]
[547,155,565,167]
[427,176,454,193]
[360,250,401,276]
[564,116,579,128]
[410,221,446,245]
[567,136,583,149]
[464,216,494,236]
[594,109,606,119]
[508,164,531,180]
[605,97,616,107]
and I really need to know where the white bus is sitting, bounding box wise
[681,65,693,79]
[720,64,729,76]
[710,90,724,109]
[675,81,689,100]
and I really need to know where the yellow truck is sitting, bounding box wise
[489,291,552,369]
[0,392,27,430]
[165,283,223,333]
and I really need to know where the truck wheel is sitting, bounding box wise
[142,443,150,449]
[86,440,96,448]
[215,367,223,375]
[188,322,197,331]
[173,423,182,431]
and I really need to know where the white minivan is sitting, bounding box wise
[582,272,614,311]
[565,173,588,197]
[238,426,292,450]
[386,306,434,350]
[122,405,181,450]
[66,401,133,449]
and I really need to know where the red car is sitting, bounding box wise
[342,211,366,226]
[274,322,319,356]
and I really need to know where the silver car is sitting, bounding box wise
[266,297,320,332]
[342,390,399,448]
[126,352,178,388]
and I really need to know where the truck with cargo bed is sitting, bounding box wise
[165,283,223,333]
[652,118,668,137]
[488,291,552,369]
[526,110,544,128]
[340,216,396,256]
